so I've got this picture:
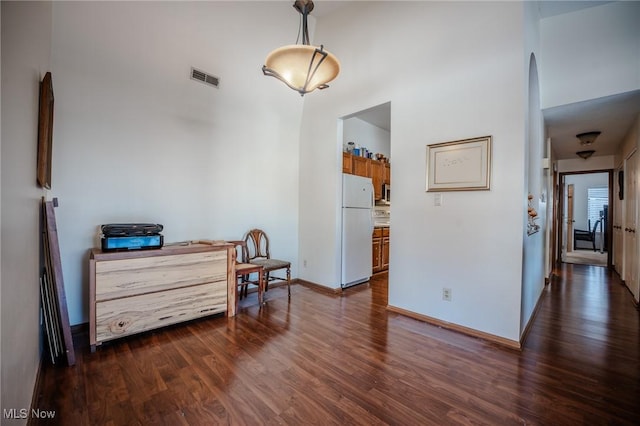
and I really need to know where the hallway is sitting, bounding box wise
[523,262,639,421]
[33,265,640,424]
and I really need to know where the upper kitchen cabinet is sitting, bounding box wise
[343,151,373,179]
[352,155,370,178]
[371,160,384,200]
[384,163,391,185]
[342,152,352,174]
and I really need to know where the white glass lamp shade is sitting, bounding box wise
[263,44,340,95]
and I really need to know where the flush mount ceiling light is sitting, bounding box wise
[576,150,596,159]
[576,131,601,146]
[262,0,340,96]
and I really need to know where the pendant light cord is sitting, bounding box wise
[294,0,311,45]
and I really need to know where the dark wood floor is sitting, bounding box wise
[33,264,640,425]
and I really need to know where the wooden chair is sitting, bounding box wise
[229,240,265,307]
[242,229,291,298]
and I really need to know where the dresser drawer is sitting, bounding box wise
[95,250,227,301]
[95,280,226,343]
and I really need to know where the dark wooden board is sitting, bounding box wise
[42,198,75,366]
[37,72,54,189]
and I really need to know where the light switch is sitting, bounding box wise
[434,193,442,206]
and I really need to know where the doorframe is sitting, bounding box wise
[555,169,614,269]
[550,166,558,279]
[567,183,575,254]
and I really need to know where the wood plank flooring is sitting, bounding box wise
[33,264,640,425]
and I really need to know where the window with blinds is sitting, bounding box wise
[587,187,608,229]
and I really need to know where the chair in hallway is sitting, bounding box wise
[573,219,599,251]
[242,229,291,298]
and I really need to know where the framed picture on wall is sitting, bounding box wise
[37,72,54,189]
[426,135,492,192]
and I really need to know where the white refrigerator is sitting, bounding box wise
[341,173,373,288]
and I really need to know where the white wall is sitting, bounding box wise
[342,117,390,158]
[299,1,527,342]
[618,114,640,160]
[1,0,52,419]
[540,1,640,109]
[558,155,615,173]
[520,0,545,338]
[50,1,304,325]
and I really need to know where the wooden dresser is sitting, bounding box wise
[89,242,235,351]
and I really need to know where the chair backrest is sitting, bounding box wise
[227,240,247,264]
[243,229,270,262]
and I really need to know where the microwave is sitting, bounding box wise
[382,184,391,204]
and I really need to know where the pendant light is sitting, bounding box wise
[576,131,601,146]
[262,0,340,96]
[576,150,596,159]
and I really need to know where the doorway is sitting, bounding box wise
[558,171,613,267]
[341,102,391,282]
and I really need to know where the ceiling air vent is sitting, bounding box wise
[190,67,219,89]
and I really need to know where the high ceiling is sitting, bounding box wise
[320,1,637,160]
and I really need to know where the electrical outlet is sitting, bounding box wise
[442,288,452,301]
[434,193,442,206]
[303,259,307,267]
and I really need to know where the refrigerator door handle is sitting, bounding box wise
[370,181,375,232]
[370,181,374,207]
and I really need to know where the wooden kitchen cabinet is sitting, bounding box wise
[371,160,384,200]
[352,155,370,177]
[384,163,391,185]
[381,229,390,270]
[372,228,382,272]
[89,242,235,351]
[372,227,390,274]
[342,152,352,174]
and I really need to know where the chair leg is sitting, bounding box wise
[286,266,291,298]
[265,272,270,292]
[238,274,248,299]
[258,268,264,305]
[235,280,240,311]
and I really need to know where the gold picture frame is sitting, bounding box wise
[37,72,54,189]
[426,135,492,192]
